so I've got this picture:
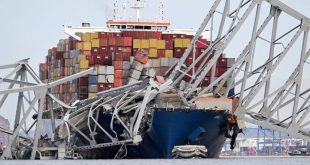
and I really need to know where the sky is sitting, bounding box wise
[0,0,309,127]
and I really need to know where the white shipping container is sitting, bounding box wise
[89,66,98,75]
[152,59,160,68]
[88,85,98,93]
[106,66,115,75]
[98,75,106,83]
[131,61,144,71]
[160,58,169,67]
[106,75,115,83]
[169,58,179,66]
[98,66,106,75]
[144,59,152,68]
[130,69,141,80]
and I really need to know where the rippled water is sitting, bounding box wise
[0,157,309,165]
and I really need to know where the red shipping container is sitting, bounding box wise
[99,47,108,55]
[100,38,108,47]
[122,31,132,37]
[108,38,116,46]
[79,77,88,86]
[114,61,123,70]
[215,67,227,76]
[153,32,162,40]
[115,52,123,61]
[114,78,123,87]
[122,47,132,53]
[217,58,228,67]
[157,49,165,57]
[165,40,174,49]
[186,35,194,39]
[202,77,211,87]
[91,48,100,55]
[134,53,148,64]
[196,39,209,49]
[79,94,88,100]
[99,32,107,38]
[172,34,179,39]
[123,37,132,46]
[107,33,114,38]
[102,55,113,65]
[86,55,95,65]
[97,84,108,92]
[115,37,123,46]
[114,33,122,37]
[55,51,64,60]
[174,48,184,58]
[122,52,131,61]
[162,34,173,40]
[138,31,146,39]
[69,37,77,50]
[133,48,139,55]
[180,34,186,38]
[186,56,193,66]
[114,70,123,78]
[95,54,104,64]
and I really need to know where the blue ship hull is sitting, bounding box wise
[81,108,229,159]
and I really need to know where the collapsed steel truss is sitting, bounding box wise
[0,59,94,159]
[170,0,310,140]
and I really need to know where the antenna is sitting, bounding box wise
[131,0,145,21]
[159,0,164,21]
[113,1,117,20]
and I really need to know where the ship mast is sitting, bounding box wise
[131,0,145,21]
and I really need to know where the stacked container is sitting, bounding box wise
[40,30,232,109]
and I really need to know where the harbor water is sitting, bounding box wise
[0,157,309,165]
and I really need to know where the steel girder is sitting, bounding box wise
[167,0,310,140]
[0,59,94,159]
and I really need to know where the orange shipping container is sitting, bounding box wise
[114,78,123,87]
[114,61,123,70]
[114,70,123,78]
[123,37,132,46]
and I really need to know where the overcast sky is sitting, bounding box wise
[0,0,309,126]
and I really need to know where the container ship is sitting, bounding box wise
[38,0,239,159]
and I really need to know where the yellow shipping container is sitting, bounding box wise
[133,39,141,48]
[141,39,150,48]
[174,38,183,48]
[76,42,83,50]
[82,33,91,42]
[182,38,191,48]
[88,93,97,98]
[91,32,99,39]
[80,59,89,69]
[165,50,173,58]
[149,39,157,48]
[157,40,166,49]
[78,55,86,62]
[149,49,158,58]
[91,39,100,48]
[80,68,88,72]
[82,42,92,51]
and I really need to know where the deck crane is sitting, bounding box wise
[0,0,309,160]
